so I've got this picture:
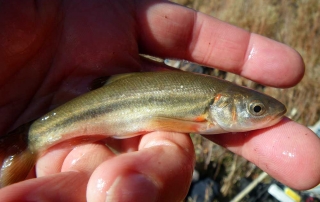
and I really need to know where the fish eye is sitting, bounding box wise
[248,101,266,116]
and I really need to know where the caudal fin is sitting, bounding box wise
[0,123,37,188]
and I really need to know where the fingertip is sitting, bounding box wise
[139,131,194,153]
[242,34,305,87]
[61,143,114,174]
[243,119,320,190]
[206,119,320,190]
[105,173,158,202]
[265,120,320,190]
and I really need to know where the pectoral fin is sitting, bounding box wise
[144,117,227,134]
[112,117,227,139]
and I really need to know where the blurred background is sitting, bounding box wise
[165,1,320,201]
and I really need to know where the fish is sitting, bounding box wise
[0,71,286,187]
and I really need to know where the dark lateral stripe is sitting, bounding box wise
[31,92,212,137]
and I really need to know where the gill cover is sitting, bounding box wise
[208,92,271,132]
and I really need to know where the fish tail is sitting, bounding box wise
[0,122,36,188]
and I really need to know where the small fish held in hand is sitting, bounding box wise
[0,71,286,187]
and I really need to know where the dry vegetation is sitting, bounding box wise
[171,0,320,125]
[167,0,320,201]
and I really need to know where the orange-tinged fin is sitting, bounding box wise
[0,122,36,188]
[112,117,203,139]
[144,117,206,134]
[144,117,227,134]
[142,117,228,135]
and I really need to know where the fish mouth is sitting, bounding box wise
[274,102,287,118]
[278,108,287,117]
[269,107,287,124]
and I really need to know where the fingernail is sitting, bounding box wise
[106,173,158,202]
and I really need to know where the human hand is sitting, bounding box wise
[0,0,319,201]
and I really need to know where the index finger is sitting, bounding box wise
[206,119,320,190]
[136,1,304,88]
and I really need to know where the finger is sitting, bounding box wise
[61,143,115,173]
[206,118,320,190]
[136,1,304,87]
[36,147,71,177]
[0,172,88,201]
[87,131,195,202]
[37,142,114,177]
[4,143,116,202]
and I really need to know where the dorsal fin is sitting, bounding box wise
[90,73,140,91]
[103,73,139,86]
